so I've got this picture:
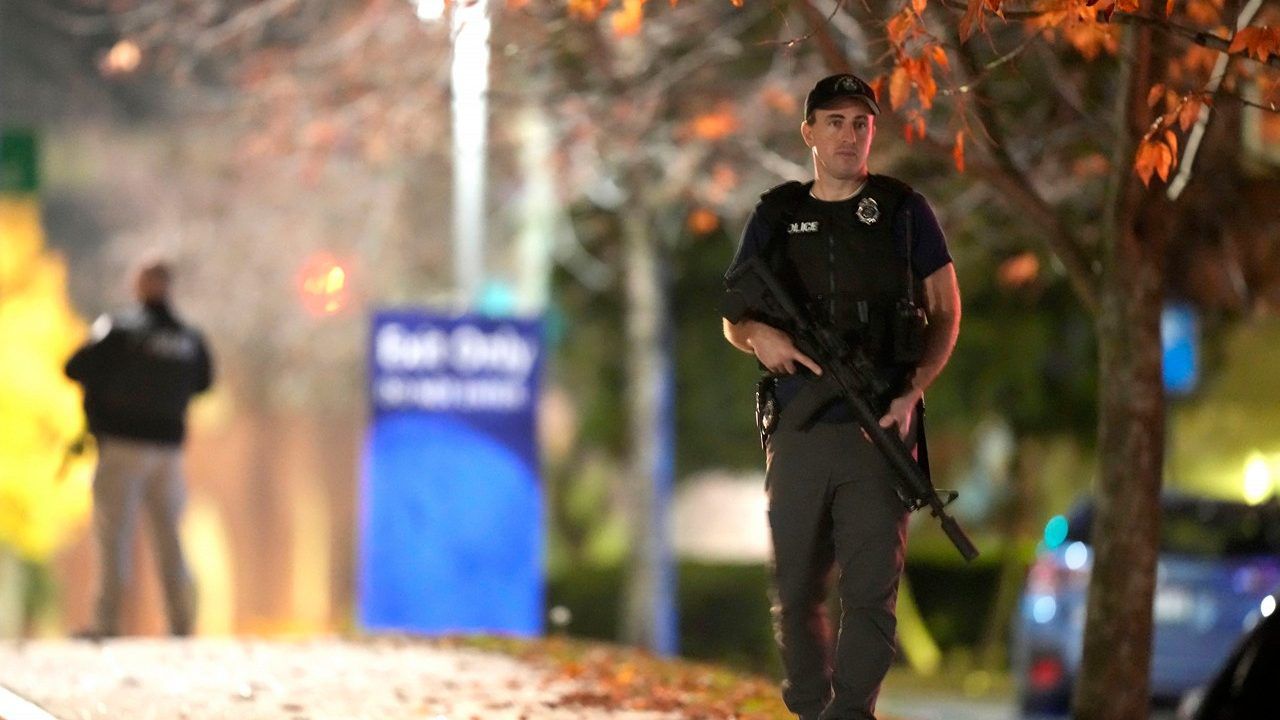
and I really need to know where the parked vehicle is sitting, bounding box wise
[1013,494,1280,715]
[1178,588,1280,719]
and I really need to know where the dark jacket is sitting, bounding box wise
[65,302,213,445]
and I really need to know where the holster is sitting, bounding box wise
[754,376,779,450]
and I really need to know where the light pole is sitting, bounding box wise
[416,0,491,307]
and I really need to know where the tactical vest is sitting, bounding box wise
[753,174,919,372]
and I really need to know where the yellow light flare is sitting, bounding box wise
[297,253,352,317]
[1243,452,1273,505]
[0,194,93,563]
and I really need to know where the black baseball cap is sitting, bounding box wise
[804,73,880,119]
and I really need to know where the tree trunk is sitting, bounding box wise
[1073,11,1171,716]
[620,202,678,654]
[979,435,1036,670]
[1074,199,1169,719]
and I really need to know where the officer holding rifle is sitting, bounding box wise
[721,73,963,720]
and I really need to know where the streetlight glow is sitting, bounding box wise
[1243,453,1273,505]
[414,0,446,22]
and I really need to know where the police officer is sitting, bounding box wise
[66,257,213,637]
[721,74,961,719]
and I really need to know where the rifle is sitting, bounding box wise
[726,256,980,562]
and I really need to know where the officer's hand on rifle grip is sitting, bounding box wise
[746,321,823,376]
[878,391,920,440]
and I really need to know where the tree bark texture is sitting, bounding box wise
[1074,10,1171,715]
[1074,199,1169,719]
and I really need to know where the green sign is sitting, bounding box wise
[1,130,39,193]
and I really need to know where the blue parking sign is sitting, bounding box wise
[359,311,544,635]
[1162,303,1198,396]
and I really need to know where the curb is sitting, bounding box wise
[0,685,58,720]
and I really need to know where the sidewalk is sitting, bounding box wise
[0,637,683,720]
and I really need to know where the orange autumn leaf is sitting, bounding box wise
[1072,152,1110,177]
[760,84,797,115]
[1165,0,1174,16]
[710,163,738,194]
[930,43,950,72]
[916,114,927,138]
[1185,0,1223,26]
[1258,75,1280,105]
[1178,96,1203,131]
[959,0,985,41]
[1164,129,1178,158]
[1184,45,1220,78]
[913,60,938,108]
[889,66,911,110]
[613,664,637,685]
[568,0,608,21]
[912,0,929,15]
[998,252,1040,287]
[1064,24,1120,60]
[1134,139,1157,186]
[1229,26,1280,63]
[689,107,739,140]
[687,208,720,235]
[1156,141,1175,182]
[953,130,966,173]
[610,0,646,37]
[869,76,886,106]
[1147,83,1166,108]
[1134,136,1176,186]
[887,8,919,45]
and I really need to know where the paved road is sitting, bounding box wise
[879,694,1180,720]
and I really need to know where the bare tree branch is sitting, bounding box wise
[1169,0,1268,199]
[769,0,852,54]
[14,0,167,37]
[953,39,1101,312]
[943,30,1041,96]
[937,0,1280,70]
[190,0,302,54]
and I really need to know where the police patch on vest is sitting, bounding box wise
[856,197,880,225]
[787,220,820,234]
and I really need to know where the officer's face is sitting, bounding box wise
[801,97,876,181]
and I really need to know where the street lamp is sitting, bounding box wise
[412,0,491,308]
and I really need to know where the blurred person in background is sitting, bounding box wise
[65,257,213,638]
[721,74,961,720]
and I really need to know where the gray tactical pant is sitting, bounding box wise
[765,418,914,720]
[92,436,193,636]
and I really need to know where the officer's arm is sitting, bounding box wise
[906,262,961,397]
[878,262,960,437]
[723,318,822,376]
[64,314,115,384]
[721,202,821,376]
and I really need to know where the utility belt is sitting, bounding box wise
[754,366,908,450]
